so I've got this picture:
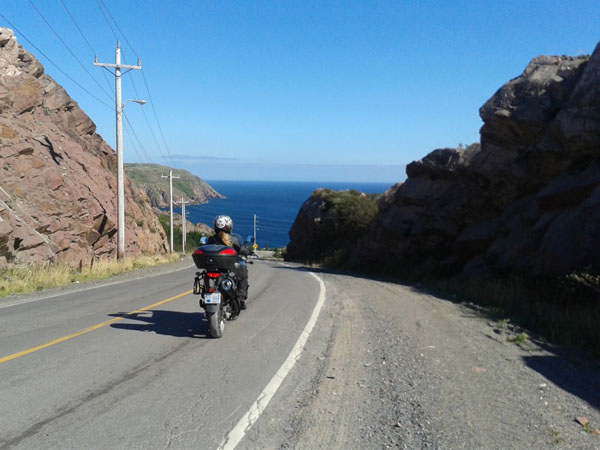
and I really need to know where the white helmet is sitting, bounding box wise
[214,215,233,233]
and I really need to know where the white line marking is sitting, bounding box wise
[218,271,327,450]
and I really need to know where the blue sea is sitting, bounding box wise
[184,181,393,249]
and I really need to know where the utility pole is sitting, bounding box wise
[94,42,142,259]
[253,214,257,244]
[180,196,189,253]
[161,169,180,253]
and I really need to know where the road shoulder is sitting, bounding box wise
[239,269,600,449]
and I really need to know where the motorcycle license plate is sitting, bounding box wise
[205,292,222,304]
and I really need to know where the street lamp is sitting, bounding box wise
[124,99,146,107]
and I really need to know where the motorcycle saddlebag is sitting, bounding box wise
[192,244,237,270]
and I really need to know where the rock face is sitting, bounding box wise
[125,163,224,208]
[286,190,335,262]
[287,43,600,279]
[354,43,600,278]
[286,188,379,263]
[0,28,168,266]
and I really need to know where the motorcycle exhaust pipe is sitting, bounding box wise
[220,278,234,291]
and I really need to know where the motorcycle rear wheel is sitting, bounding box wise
[207,307,225,338]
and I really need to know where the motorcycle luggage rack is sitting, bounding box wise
[193,272,203,295]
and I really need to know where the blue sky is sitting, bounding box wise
[2,1,598,182]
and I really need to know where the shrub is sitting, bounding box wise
[294,189,380,266]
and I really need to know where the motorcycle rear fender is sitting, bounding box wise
[204,303,220,313]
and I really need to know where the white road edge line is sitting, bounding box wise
[218,271,327,450]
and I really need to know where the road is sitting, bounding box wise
[1,259,599,449]
[0,259,321,449]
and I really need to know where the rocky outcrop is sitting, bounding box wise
[0,28,168,266]
[286,188,379,263]
[287,43,600,279]
[353,43,600,278]
[286,190,332,262]
[125,163,224,208]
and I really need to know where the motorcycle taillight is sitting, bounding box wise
[207,272,220,279]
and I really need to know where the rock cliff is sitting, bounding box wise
[125,163,224,208]
[286,188,379,263]
[289,42,600,279]
[0,28,167,266]
[356,44,600,277]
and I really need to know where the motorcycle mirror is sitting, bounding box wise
[199,236,208,245]
[246,234,254,243]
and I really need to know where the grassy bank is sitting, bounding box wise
[0,253,181,298]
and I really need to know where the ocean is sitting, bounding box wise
[184,180,393,249]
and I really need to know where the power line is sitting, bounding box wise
[124,127,145,163]
[27,0,113,101]
[98,0,138,58]
[142,70,175,166]
[0,13,112,110]
[180,203,295,226]
[93,0,170,166]
[59,0,114,95]
[123,117,149,164]
[123,66,172,165]
[257,215,296,224]
[124,113,154,163]
[95,0,118,41]
[95,0,175,166]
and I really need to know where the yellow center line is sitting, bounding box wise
[0,289,193,364]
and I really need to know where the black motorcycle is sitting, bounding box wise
[192,243,245,338]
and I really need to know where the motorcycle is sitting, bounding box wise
[192,239,249,338]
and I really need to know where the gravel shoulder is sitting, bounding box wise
[240,267,600,450]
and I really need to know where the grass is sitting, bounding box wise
[416,272,600,357]
[270,248,287,259]
[342,258,600,357]
[497,318,510,328]
[508,333,528,345]
[0,253,181,298]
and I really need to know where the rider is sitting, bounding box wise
[207,215,249,309]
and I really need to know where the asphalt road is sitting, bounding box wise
[0,259,321,449]
[2,259,599,449]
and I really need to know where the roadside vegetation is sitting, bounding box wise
[271,247,286,259]
[349,260,600,357]
[421,271,600,357]
[288,189,380,266]
[157,215,211,253]
[0,253,181,298]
